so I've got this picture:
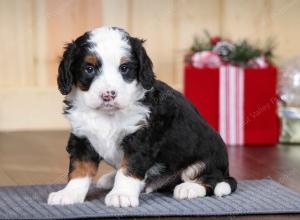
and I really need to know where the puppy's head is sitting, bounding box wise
[58,27,155,111]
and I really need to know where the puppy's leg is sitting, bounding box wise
[96,170,116,190]
[105,168,144,207]
[104,156,148,208]
[48,159,98,205]
[174,161,237,199]
[48,134,101,205]
[174,161,207,199]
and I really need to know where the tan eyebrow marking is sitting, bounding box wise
[85,55,97,65]
[120,57,130,64]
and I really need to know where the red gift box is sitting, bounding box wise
[184,64,279,145]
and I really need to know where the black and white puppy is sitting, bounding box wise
[48,26,237,207]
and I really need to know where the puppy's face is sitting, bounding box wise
[58,27,155,111]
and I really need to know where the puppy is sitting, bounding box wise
[48,26,237,207]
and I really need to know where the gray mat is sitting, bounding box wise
[1,179,300,219]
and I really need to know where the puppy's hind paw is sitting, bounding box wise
[174,182,206,199]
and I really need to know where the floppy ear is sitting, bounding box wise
[57,42,76,95]
[130,37,155,90]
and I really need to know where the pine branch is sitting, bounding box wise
[229,41,261,66]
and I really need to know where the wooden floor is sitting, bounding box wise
[1,131,300,220]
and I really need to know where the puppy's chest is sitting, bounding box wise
[67,107,149,168]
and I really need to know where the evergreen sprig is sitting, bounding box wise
[262,37,276,64]
[229,41,261,66]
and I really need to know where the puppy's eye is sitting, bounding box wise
[85,65,95,74]
[119,63,129,74]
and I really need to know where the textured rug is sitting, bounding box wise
[1,179,300,219]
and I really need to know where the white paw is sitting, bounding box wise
[105,191,139,208]
[48,189,86,205]
[96,171,116,190]
[145,186,154,194]
[174,182,206,199]
[214,182,231,197]
[48,177,90,205]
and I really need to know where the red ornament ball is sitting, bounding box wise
[210,36,221,45]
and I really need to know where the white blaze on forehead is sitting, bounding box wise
[89,27,131,65]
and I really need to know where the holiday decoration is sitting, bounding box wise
[247,56,269,68]
[279,107,300,143]
[278,56,300,106]
[212,41,234,63]
[184,65,279,145]
[210,36,221,45]
[186,31,275,68]
[278,56,300,143]
[184,32,278,145]
[191,51,222,68]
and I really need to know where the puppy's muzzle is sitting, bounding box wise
[101,90,117,102]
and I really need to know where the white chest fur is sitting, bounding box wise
[66,104,149,168]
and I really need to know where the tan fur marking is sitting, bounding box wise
[121,154,129,168]
[69,160,98,180]
[120,155,142,180]
[76,81,89,91]
[120,57,130,64]
[181,161,206,182]
[85,55,97,65]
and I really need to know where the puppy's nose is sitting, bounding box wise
[101,90,117,102]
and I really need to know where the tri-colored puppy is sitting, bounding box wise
[48,26,237,207]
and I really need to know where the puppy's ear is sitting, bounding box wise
[130,37,155,90]
[57,42,76,95]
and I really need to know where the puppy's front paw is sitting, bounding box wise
[105,191,139,208]
[48,189,85,205]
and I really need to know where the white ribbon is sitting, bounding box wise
[219,65,244,145]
